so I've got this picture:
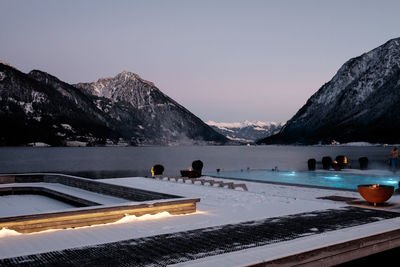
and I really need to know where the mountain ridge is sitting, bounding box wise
[75,70,227,145]
[259,37,400,145]
[0,63,228,146]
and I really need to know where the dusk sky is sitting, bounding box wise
[1,0,400,123]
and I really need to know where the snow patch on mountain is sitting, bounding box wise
[207,121,284,142]
[207,120,281,129]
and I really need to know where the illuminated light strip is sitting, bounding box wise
[0,198,200,234]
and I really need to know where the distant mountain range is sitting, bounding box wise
[207,121,284,143]
[0,62,227,146]
[259,37,400,145]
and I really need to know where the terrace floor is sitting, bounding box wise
[1,174,400,266]
[2,206,399,266]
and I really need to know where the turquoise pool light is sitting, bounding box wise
[206,170,400,190]
[322,175,342,181]
[282,172,296,177]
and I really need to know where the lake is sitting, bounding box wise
[0,145,394,179]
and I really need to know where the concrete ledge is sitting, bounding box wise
[0,198,200,233]
[246,228,400,267]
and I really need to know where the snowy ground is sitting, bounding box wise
[0,195,75,217]
[0,175,399,265]
[0,182,128,217]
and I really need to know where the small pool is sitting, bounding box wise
[205,170,400,191]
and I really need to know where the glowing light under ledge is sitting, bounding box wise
[385,180,398,185]
[0,228,21,238]
[0,210,207,237]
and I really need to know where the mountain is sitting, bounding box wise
[0,63,227,146]
[74,71,227,145]
[0,64,116,146]
[207,121,283,143]
[259,37,400,145]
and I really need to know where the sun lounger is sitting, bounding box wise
[149,176,248,191]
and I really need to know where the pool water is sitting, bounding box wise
[206,170,400,191]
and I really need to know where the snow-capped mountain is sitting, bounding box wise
[0,63,227,146]
[259,37,400,145]
[75,71,227,145]
[207,120,284,143]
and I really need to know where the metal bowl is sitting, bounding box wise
[357,184,394,206]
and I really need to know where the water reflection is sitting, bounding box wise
[0,145,394,178]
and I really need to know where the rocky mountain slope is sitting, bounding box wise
[207,121,283,143]
[259,37,400,145]
[0,63,227,146]
[75,71,227,145]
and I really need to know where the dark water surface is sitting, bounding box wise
[0,145,393,178]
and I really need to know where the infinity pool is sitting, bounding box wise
[206,170,400,191]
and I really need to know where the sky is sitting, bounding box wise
[1,0,400,123]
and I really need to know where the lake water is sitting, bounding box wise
[0,145,395,179]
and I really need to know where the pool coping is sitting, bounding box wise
[207,174,359,192]
[205,169,400,192]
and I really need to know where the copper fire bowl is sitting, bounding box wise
[357,184,394,205]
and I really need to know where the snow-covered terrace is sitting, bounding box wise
[0,174,400,265]
[0,174,198,234]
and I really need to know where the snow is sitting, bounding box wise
[0,176,399,263]
[0,182,128,207]
[0,195,75,217]
[337,141,381,146]
[23,102,34,114]
[173,216,400,267]
[32,91,46,103]
[311,38,400,109]
[0,72,5,81]
[94,99,103,110]
[65,141,87,147]
[312,141,383,147]
[226,136,252,142]
[253,126,267,131]
[60,124,73,131]
[206,120,282,129]
[207,120,285,142]
[27,142,50,147]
